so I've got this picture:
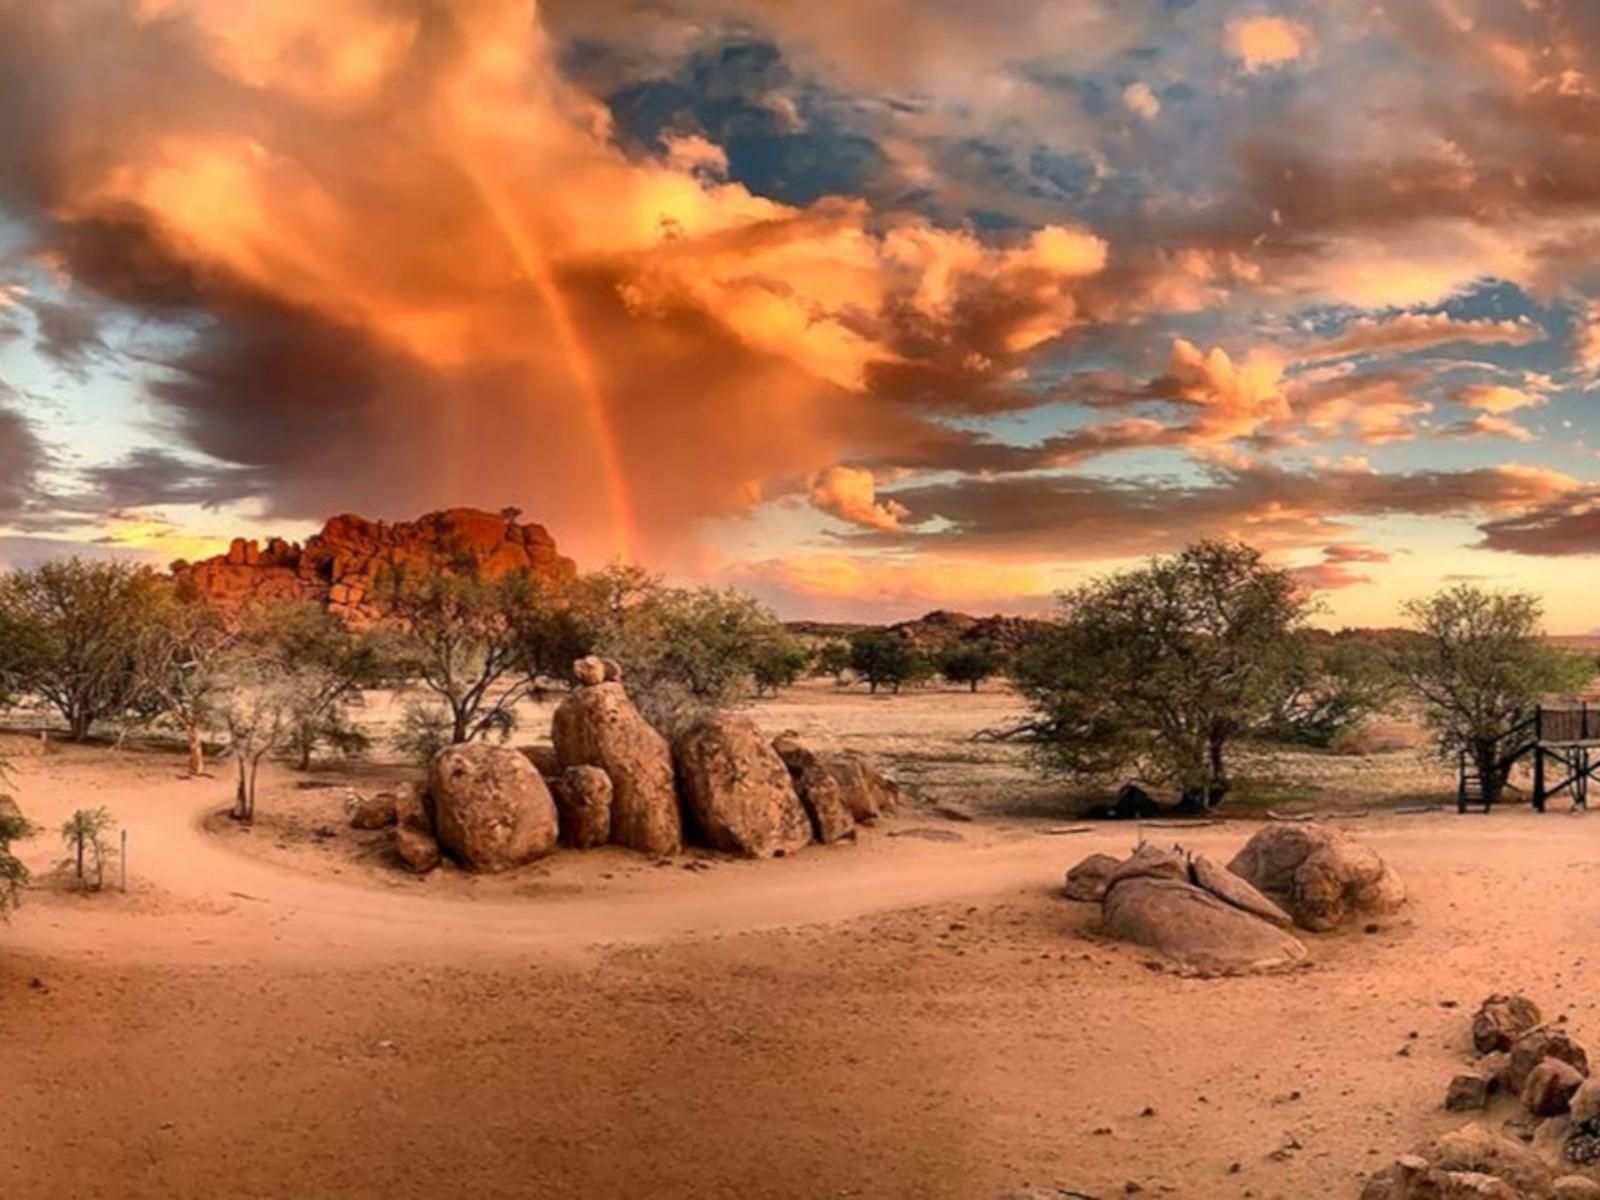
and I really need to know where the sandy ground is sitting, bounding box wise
[1,683,1588,1199]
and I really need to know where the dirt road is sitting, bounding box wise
[6,742,1600,1199]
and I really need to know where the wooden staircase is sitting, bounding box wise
[1457,753,1487,814]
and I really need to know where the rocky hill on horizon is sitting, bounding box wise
[171,507,576,626]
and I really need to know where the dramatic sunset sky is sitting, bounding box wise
[3,1,1600,624]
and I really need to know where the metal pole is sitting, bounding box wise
[120,828,127,893]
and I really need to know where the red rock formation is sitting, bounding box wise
[171,508,576,625]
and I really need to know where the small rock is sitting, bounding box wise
[1526,1059,1587,1118]
[1063,853,1122,902]
[1447,1073,1492,1112]
[1474,994,1544,1054]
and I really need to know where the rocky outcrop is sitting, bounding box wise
[552,766,612,850]
[347,791,398,830]
[429,743,559,873]
[1477,995,1545,1055]
[393,783,440,874]
[1226,822,1406,931]
[771,733,856,844]
[1100,844,1307,976]
[171,507,575,626]
[1062,852,1122,902]
[772,733,897,825]
[674,715,812,859]
[552,681,681,856]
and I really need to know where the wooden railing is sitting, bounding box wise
[1537,704,1600,744]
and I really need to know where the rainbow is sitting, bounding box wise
[459,159,640,564]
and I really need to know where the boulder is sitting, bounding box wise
[553,766,612,850]
[1447,1073,1494,1112]
[429,743,559,873]
[348,791,397,830]
[1507,1030,1591,1095]
[1063,853,1122,902]
[600,657,623,682]
[1475,994,1545,1054]
[522,744,561,779]
[1190,852,1293,928]
[552,681,681,856]
[771,734,857,844]
[1226,822,1407,931]
[1100,874,1308,976]
[1106,843,1189,887]
[1555,1179,1600,1200]
[1571,1077,1600,1128]
[573,656,608,686]
[773,734,897,823]
[1427,1123,1556,1197]
[395,823,442,874]
[393,784,440,874]
[1526,1060,1587,1118]
[674,715,812,859]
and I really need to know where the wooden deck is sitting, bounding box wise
[1460,703,1600,812]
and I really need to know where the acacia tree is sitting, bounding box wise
[1013,541,1310,811]
[240,602,393,769]
[216,647,303,823]
[380,566,547,749]
[849,630,931,694]
[940,641,1002,693]
[0,559,155,739]
[812,641,853,686]
[1393,585,1590,806]
[578,575,796,732]
[130,587,234,775]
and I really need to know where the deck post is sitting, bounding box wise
[1535,744,1547,813]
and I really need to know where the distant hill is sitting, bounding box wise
[787,609,1049,656]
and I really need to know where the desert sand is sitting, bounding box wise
[1,683,1592,1199]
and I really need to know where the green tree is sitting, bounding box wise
[751,631,809,696]
[239,602,394,769]
[1393,585,1590,807]
[1013,541,1311,811]
[130,586,234,775]
[379,566,548,746]
[812,640,853,686]
[1270,636,1400,747]
[216,645,305,822]
[586,581,793,733]
[59,806,115,892]
[848,630,929,694]
[0,559,156,739]
[0,760,34,917]
[939,641,1001,692]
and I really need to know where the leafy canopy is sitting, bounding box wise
[1013,540,1312,809]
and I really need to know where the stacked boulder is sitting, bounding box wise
[1070,843,1307,976]
[380,657,900,873]
[551,658,682,856]
[1226,822,1407,931]
[1364,995,1600,1198]
[1063,823,1406,973]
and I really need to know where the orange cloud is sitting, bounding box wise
[806,466,910,533]
[1228,15,1314,73]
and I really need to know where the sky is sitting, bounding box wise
[4,1,1600,627]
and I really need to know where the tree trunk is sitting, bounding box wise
[75,837,84,890]
[233,758,249,821]
[969,680,979,693]
[1205,736,1230,809]
[68,707,92,742]
[452,708,470,745]
[1476,739,1507,807]
[186,723,205,776]
[298,738,312,771]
